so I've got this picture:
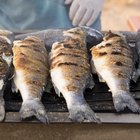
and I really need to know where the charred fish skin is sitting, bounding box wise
[50,27,100,123]
[0,29,14,121]
[13,36,49,123]
[91,31,140,113]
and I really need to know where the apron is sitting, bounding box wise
[0,0,101,30]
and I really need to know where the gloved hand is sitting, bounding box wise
[66,0,104,26]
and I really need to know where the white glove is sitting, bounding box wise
[64,0,73,5]
[68,0,104,26]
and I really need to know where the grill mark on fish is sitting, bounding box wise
[58,62,77,67]
[104,31,120,40]
[51,52,88,63]
[115,61,123,66]
[67,85,79,91]
[52,62,78,68]
[97,43,112,49]
[53,47,87,56]
[51,61,89,71]
[106,43,112,46]
[97,44,130,53]
[51,53,81,60]
[26,79,45,87]
[98,52,107,56]
[52,44,63,50]
[67,31,81,35]
[63,44,75,49]
[19,45,28,48]
[13,48,48,69]
[111,52,133,59]
[32,46,43,52]
[111,51,122,55]
[51,55,88,66]
[20,44,45,53]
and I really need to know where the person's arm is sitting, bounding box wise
[65,0,104,26]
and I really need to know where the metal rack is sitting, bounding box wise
[3,30,140,123]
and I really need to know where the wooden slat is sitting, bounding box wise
[4,112,140,124]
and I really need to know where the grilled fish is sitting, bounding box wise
[91,31,140,113]
[50,27,100,122]
[0,29,14,121]
[12,36,49,123]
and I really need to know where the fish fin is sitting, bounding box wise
[43,81,52,93]
[131,68,140,83]
[90,59,105,82]
[90,59,97,74]
[20,99,48,123]
[86,74,95,89]
[53,83,61,97]
[11,81,18,93]
[68,103,101,123]
[98,74,106,83]
[65,93,101,123]
[112,90,140,113]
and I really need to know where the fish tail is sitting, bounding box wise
[20,98,48,123]
[64,93,101,123]
[0,91,5,121]
[112,90,140,113]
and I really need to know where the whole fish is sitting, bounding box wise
[50,27,100,122]
[0,29,14,121]
[12,36,49,123]
[91,31,140,113]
